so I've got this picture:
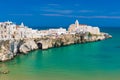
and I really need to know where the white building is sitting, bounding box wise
[48,28,67,35]
[0,21,17,40]
[37,30,49,36]
[0,21,42,40]
[68,20,100,34]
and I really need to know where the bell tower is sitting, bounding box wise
[75,20,79,28]
[21,22,24,27]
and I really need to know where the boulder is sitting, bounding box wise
[0,70,9,74]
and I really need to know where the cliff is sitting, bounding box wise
[0,39,38,61]
[0,33,112,62]
[0,40,13,61]
[19,39,38,53]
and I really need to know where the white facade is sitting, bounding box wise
[75,20,79,28]
[0,21,17,40]
[68,20,100,34]
[48,28,67,35]
[0,21,42,40]
[1,20,100,41]
[38,30,49,36]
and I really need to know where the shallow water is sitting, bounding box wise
[0,27,120,80]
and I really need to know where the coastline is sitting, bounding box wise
[0,20,112,62]
[0,32,112,62]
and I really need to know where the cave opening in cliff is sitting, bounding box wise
[37,43,42,49]
[80,36,84,42]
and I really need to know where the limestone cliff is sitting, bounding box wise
[19,39,38,54]
[0,33,112,62]
[0,40,13,61]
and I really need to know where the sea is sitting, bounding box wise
[0,27,120,80]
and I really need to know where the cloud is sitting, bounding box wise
[48,4,59,6]
[110,12,120,14]
[42,9,73,14]
[40,13,96,18]
[94,16,120,19]
[40,14,64,17]
[40,13,120,19]
[69,15,120,19]
[41,9,94,15]
[79,10,94,13]
[8,14,33,16]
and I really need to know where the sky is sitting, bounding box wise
[0,0,120,27]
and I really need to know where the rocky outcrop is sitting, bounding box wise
[19,39,38,54]
[9,40,23,55]
[0,69,9,74]
[36,32,112,49]
[0,39,38,61]
[0,40,13,61]
[0,33,112,62]
[0,63,10,74]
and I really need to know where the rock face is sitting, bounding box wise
[0,33,112,62]
[9,40,22,55]
[36,37,53,50]
[36,32,112,49]
[0,39,38,61]
[19,39,38,54]
[0,40,13,61]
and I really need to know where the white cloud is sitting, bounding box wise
[48,4,60,6]
[40,14,64,17]
[110,12,120,14]
[79,10,94,13]
[40,13,120,19]
[71,15,120,19]
[42,9,73,14]
[8,14,33,16]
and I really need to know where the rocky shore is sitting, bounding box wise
[0,32,112,62]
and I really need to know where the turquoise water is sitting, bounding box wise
[0,27,120,80]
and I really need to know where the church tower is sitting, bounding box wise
[20,22,24,27]
[75,20,79,28]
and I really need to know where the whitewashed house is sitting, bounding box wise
[68,20,100,35]
[48,28,67,35]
